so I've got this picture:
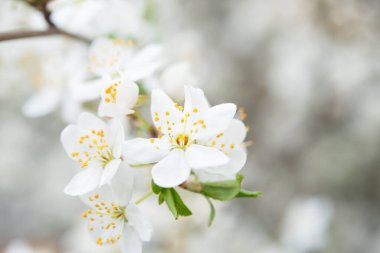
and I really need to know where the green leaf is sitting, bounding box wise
[158,193,165,204]
[151,180,162,194]
[171,189,192,217]
[161,188,192,219]
[201,179,241,201]
[162,188,177,218]
[236,190,262,198]
[204,197,216,227]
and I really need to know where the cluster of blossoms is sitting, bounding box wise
[61,47,261,251]
[1,1,261,252]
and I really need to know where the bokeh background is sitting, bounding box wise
[1,0,380,253]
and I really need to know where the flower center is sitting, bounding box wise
[71,129,113,169]
[175,133,189,148]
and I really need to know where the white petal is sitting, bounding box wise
[110,118,125,158]
[123,44,164,81]
[64,168,102,196]
[204,146,247,175]
[87,212,125,247]
[150,89,182,134]
[123,138,171,164]
[78,112,108,130]
[120,226,142,253]
[98,80,139,117]
[221,119,247,144]
[80,184,114,208]
[100,159,121,186]
[185,144,230,169]
[88,37,127,76]
[198,103,236,139]
[152,149,191,188]
[126,204,153,242]
[111,168,134,206]
[184,85,209,114]
[195,170,236,183]
[22,88,61,117]
[73,79,102,102]
[61,125,83,158]
[160,62,197,100]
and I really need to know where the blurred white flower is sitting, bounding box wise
[49,0,146,38]
[123,86,237,187]
[88,37,164,79]
[74,37,164,105]
[61,112,125,196]
[81,183,152,253]
[145,61,198,101]
[4,240,35,253]
[281,197,334,253]
[21,42,88,123]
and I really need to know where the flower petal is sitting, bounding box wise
[98,79,139,117]
[221,119,247,144]
[110,118,125,158]
[22,88,61,118]
[204,145,247,175]
[78,112,108,130]
[120,226,142,253]
[111,168,134,206]
[197,103,236,140]
[126,204,153,242]
[123,138,171,165]
[61,125,83,158]
[87,211,125,247]
[123,44,164,81]
[151,89,183,135]
[185,144,230,169]
[184,85,209,114]
[152,149,190,188]
[73,78,102,102]
[64,167,102,196]
[100,159,121,186]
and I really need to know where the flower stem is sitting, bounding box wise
[135,190,153,205]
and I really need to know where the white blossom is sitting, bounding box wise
[61,112,124,195]
[123,86,238,187]
[81,181,152,253]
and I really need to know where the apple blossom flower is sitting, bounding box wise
[194,119,248,182]
[123,86,237,188]
[81,183,152,253]
[97,75,139,118]
[21,42,88,123]
[73,37,164,113]
[61,112,124,195]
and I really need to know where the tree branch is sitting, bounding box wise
[0,1,91,44]
[0,28,91,44]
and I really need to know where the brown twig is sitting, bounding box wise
[0,28,91,44]
[0,0,91,44]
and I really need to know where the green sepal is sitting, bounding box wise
[151,181,192,219]
[236,190,262,198]
[200,174,262,201]
[204,196,216,227]
[151,180,162,194]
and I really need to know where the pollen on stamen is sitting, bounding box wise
[165,111,170,116]
[193,108,198,113]
[150,139,155,143]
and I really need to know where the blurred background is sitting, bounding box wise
[1,0,380,253]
